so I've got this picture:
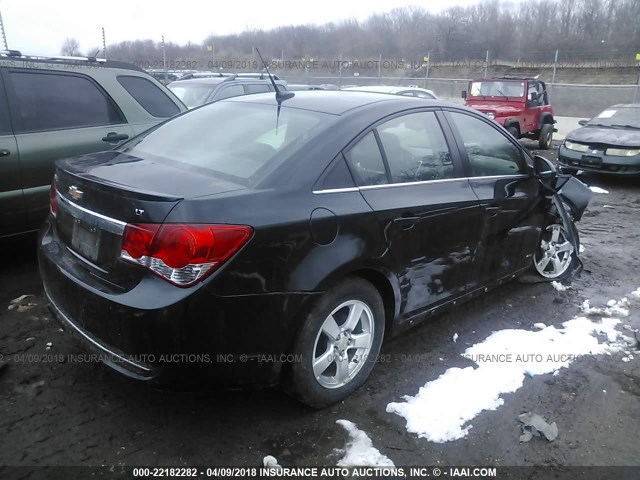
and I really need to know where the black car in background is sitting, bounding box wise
[558,103,640,175]
[39,91,590,407]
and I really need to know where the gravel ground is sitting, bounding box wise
[1,142,639,473]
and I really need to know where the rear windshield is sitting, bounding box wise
[118,101,334,183]
[168,82,220,108]
[588,107,640,129]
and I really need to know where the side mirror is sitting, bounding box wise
[461,90,467,99]
[578,119,588,126]
[533,155,557,181]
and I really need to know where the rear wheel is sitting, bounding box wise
[538,123,553,150]
[284,278,385,408]
[533,223,576,280]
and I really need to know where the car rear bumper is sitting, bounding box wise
[558,146,640,175]
[38,218,317,386]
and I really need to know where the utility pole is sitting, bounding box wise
[484,50,489,78]
[0,11,8,50]
[102,27,107,60]
[424,50,431,89]
[162,35,167,83]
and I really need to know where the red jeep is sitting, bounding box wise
[463,77,556,149]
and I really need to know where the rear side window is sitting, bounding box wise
[9,71,124,133]
[0,75,11,135]
[216,84,245,100]
[117,75,181,118]
[245,84,270,94]
[345,132,388,186]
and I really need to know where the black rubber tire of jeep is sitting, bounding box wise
[538,123,553,150]
[506,126,519,139]
[283,278,385,408]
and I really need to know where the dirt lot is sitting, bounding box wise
[1,143,639,474]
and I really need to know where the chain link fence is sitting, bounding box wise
[284,75,640,118]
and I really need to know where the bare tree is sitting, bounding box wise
[61,38,81,56]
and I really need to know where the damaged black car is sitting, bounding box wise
[38,91,592,407]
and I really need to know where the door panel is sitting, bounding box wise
[16,125,134,228]
[0,135,23,236]
[359,181,484,316]
[443,109,545,288]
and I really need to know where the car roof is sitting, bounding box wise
[226,90,438,115]
[169,77,285,86]
[609,103,640,109]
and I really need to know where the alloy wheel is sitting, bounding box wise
[534,223,574,278]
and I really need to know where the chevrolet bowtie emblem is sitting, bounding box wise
[68,185,84,200]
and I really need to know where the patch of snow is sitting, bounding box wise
[386,297,631,443]
[631,288,640,299]
[579,244,586,253]
[533,323,547,330]
[263,456,282,470]
[453,333,459,343]
[588,186,609,194]
[580,299,629,318]
[551,281,567,292]
[335,420,395,467]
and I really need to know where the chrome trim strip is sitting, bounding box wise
[313,174,530,194]
[312,186,360,195]
[44,287,151,372]
[57,193,126,234]
[359,176,469,191]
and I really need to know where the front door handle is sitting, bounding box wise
[393,216,420,230]
[102,132,129,143]
[0,149,10,157]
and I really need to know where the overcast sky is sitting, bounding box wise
[1,0,486,56]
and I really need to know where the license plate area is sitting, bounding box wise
[581,155,602,168]
[71,220,102,263]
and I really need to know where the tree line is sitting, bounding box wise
[67,0,640,65]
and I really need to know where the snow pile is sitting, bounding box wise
[588,186,609,194]
[335,420,394,467]
[581,298,629,318]
[631,288,640,299]
[386,295,636,443]
[551,281,567,292]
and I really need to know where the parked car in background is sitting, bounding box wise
[342,85,437,99]
[167,74,288,108]
[463,77,556,149]
[39,91,590,407]
[0,50,187,238]
[286,84,327,91]
[558,104,640,175]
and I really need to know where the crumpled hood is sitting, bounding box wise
[566,126,640,147]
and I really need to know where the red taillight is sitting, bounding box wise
[49,181,58,217]
[120,224,252,287]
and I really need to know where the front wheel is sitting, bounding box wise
[533,223,576,280]
[284,278,385,408]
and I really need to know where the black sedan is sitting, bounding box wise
[558,103,640,175]
[38,91,591,407]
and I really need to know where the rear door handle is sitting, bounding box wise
[102,132,129,143]
[393,216,420,230]
[0,149,10,157]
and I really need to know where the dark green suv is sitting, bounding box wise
[0,51,187,238]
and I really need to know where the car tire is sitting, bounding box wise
[532,220,578,280]
[284,278,385,408]
[506,126,519,139]
[538,123,553,150]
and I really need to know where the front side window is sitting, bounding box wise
[447,111,526,177]
[168,82,218,108]
[117,75,181,118]
[9,71,124,133]
[377,112,454,183]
